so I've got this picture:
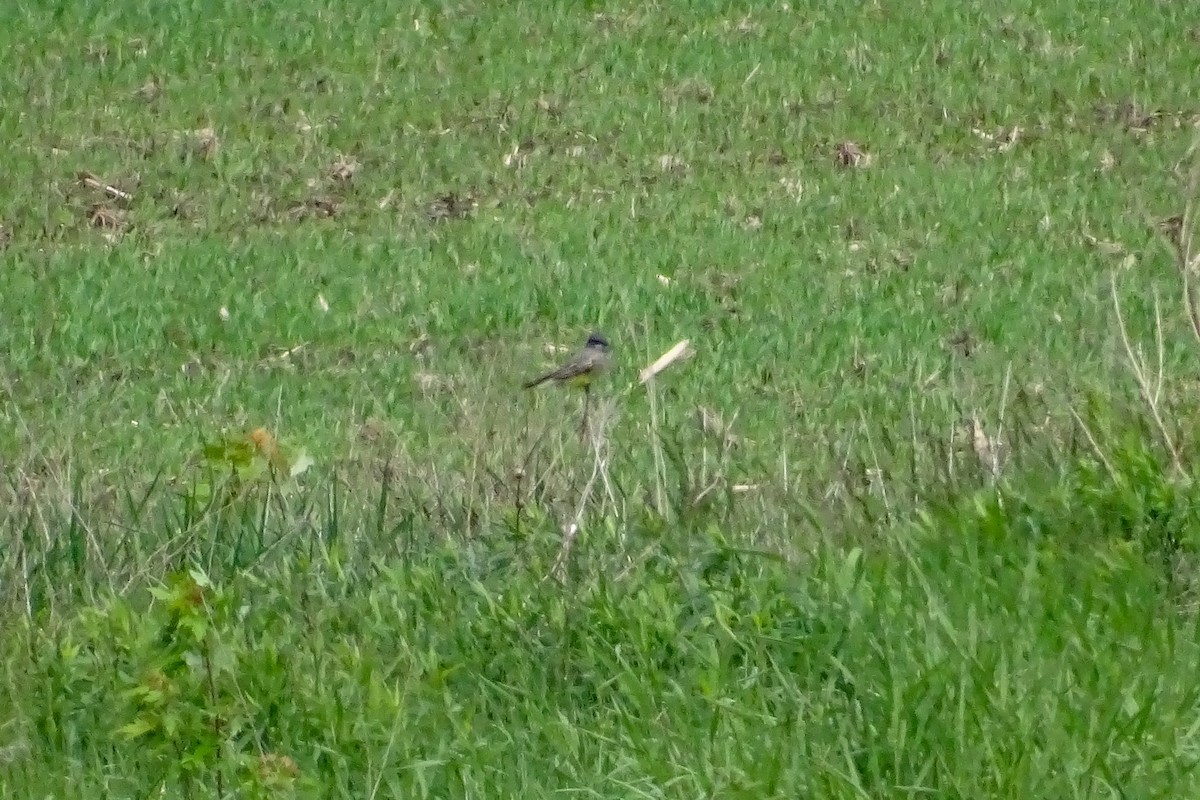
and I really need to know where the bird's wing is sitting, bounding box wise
[525,353,591,387]
[523,370,555,389]
[548,351,598,381]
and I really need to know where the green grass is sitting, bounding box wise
[3,0,1200,796]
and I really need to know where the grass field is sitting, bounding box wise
[3,1,1200,797]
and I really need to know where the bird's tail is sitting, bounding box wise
[523,372,552,389]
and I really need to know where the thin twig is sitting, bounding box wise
[1110,270,1182,473]
[1068,405,1117,481]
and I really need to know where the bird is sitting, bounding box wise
[524,332,612,431]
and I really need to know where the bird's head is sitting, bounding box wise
[586,332,610,351]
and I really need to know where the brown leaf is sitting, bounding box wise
[946,328,977,357]
[88,204,126,230]
[288,197,338,220]
[133,77,161,102]
[328,155,359,182]
[889,249,915,271]
[834,141,871,168]
[356,417,393,446]
[256,753,299,782]
[192,127,219,160]
[426,192,477,222]
[1157,214,1186,251]
[765,148,788,166]
[663,78,714,105]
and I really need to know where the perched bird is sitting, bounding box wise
[524,332,612,430]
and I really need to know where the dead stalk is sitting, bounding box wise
[1110,270,1182,474]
